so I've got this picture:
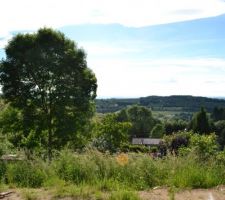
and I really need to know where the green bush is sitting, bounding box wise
[6,161,47,187]
[0,161,6,181]
[0,135,15,157]
[215,149,225,165]
[190,133,218,159]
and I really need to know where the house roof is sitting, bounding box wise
[132,138,162,145]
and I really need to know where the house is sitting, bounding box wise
[132,138,162,147]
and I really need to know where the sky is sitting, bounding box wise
[1,0,225,98]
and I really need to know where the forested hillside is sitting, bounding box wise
[96,95,225,113]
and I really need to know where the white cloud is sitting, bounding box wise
[0,34,12,48]
[1,0,225,97]
[1,0,225,37]
[87,57,225,97]
[80,42,142,58]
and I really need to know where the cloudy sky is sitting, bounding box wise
[1,0,225,98]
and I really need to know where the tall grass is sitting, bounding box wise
[0,149,224,192]
[6,160,47,187]
[53,150,166,189]
[164,154,224,188]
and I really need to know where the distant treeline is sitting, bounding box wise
[96,95,225,113]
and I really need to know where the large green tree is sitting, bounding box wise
[117,105,155,138]
[93,114,131,152]
[150,123,165,138]
[212,107,225,121]
[0,28,97,159]
[190,107,212,134]
[164,120,187,135]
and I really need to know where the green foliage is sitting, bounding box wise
[54,150,100,185]
[164,131,219,159]
[214,120,225,149]
[150,123,165,138]
[96,98,139,113]
[0,135,15,157]
[0,99,5,111]
[164,131,191,154]
[215,149,225,165]
[189,133,218,159]
[117,105,155,138]
[96,95,225,114]
[0,149,224,192]
[6,161,47,187]
[52,149,225,190]
[0,28,97,159]
[21,189,38,200]
[190,107,213,134]
[0,105,22,135]
[93,114,131,152]
[0,161,6,181]
[167,155,223,188]
[212,107,225,121]
[164,120,187,135]
[54,184,96,199]
[53,150,165,190]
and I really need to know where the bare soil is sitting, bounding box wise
[140,186,225,200]
[2,186,225,200]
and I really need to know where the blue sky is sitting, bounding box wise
[1,0,225,98]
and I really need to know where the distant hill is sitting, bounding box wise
[96,95,225,114]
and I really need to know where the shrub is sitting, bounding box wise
[164,131,191,155]
[21,189,38,200]
[190,133,218,159]
[6,161,47,187]
[0,161,6,181]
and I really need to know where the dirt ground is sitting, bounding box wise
[139,186,225,200]
[1,186,225,200]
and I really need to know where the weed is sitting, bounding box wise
[21,189,38,200]
[109,190,140,200]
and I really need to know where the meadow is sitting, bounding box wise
[1,148,225,200]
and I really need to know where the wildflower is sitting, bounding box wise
[116,153,129,166]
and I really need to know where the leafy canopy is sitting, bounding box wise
[117,105,155,138]
[190,107,213,134]
[0,28,97,157]
[93,114,131,152]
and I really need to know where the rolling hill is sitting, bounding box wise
[96,95,225,115]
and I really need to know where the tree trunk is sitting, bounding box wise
[48,120,52,162]
[48,95,53,162]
